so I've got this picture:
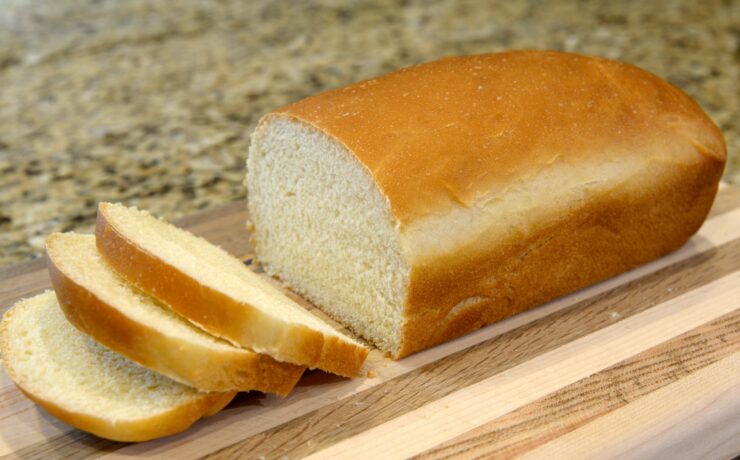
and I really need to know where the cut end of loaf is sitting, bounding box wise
[247,115,410,356]
[0,292,234,442]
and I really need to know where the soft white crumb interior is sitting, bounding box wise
[1,292,203,419]
[247,116,409,353]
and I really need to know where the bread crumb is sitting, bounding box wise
[366,369,377,378]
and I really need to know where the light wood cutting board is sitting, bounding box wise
[1,185,739,460]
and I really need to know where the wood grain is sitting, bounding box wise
[304,272,740,460]
[522,352,740,460]
[414,310,740,459]
[0,186,738,459]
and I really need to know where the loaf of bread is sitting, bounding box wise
[96,202,368,377]
[0,292,235,442]
[247,50,726,358]
[46,233,305,394]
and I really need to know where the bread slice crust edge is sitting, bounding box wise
[95,204,367,377]
[46,233,305,394]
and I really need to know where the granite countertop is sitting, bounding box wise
[1,0,737,266]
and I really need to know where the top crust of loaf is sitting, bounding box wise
[271,50,726,227]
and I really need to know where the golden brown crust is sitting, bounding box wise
[396,158,722,357]
[96,205,368,377]
[15,384,235,442]
[46,239,305,395]
[270,50,726,358]
[275,50,725,226]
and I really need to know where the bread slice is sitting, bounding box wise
[247,50,726,358]
[46,233,304,394]
[0,292,236,442]
[95,202,368,377]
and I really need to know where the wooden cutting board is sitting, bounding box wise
[1,185,739,460]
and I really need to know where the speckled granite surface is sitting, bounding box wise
[0,0,737,265]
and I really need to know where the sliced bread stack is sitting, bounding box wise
[0,203,368,442]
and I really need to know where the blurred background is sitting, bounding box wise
[0,0,737,266]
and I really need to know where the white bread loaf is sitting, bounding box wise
[46,233,305,394]
[246,50,726,358]
[95,202,368,377]
[0,292,235,442]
